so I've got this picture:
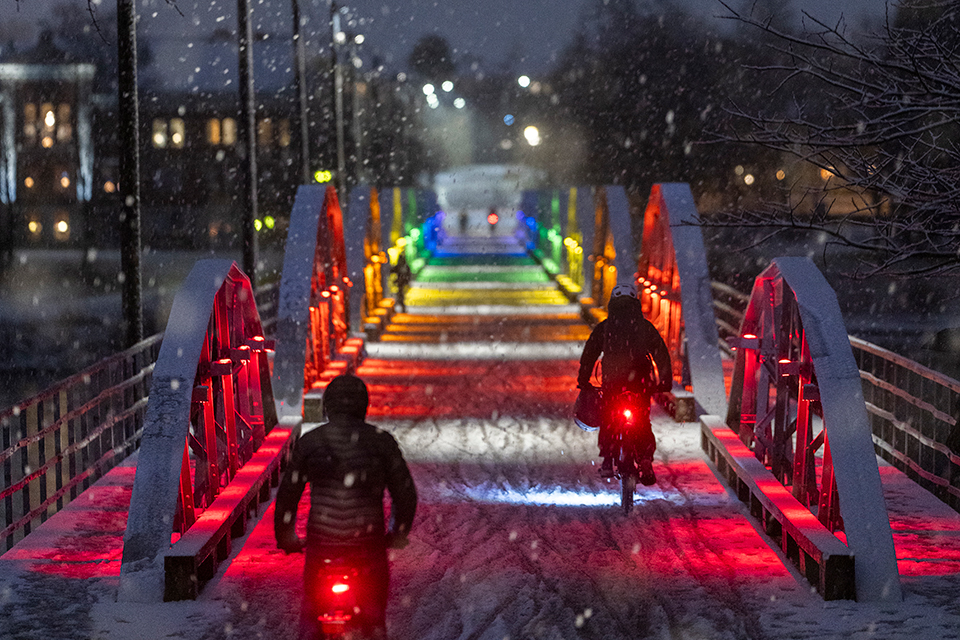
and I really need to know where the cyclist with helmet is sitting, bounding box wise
[578,283,672,484]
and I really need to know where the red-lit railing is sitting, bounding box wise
[0,270,279,553]
[303,186,351,390]
[173,265,278,533]
[711,278,960,515]
[120,260,287,601]
[0,333,162,551]
[726,279,841,530]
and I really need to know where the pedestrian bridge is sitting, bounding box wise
[4,181,960,637]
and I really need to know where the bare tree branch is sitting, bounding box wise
[707,0,960,278]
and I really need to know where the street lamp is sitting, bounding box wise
[524,125,541,146]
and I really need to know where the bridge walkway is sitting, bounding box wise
[5,235,960,637]
[180,235,843,638]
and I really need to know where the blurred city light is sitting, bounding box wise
[441,80,454,92]
[518,75,531,88]
[503,114,515,126]
[453,97,466,109]
[354,34,365,44]
[523,125,541,146]
[423,83,435,96]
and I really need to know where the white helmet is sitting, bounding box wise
[611,283,638,299]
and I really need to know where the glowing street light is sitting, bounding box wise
[518,75,531,88]
[523,125,541,146]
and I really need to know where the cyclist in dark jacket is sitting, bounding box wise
[391,253,412,313]
[578,283,672,484]
[275,373,417,639]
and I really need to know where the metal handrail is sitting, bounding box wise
[0,333,163,551]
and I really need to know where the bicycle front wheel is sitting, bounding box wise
[621,472,637,514]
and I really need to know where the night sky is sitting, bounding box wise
[2,0,892,76]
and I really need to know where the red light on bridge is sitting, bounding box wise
[487,212,499,225]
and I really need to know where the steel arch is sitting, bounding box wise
[273,185,352,418]
[638,183,727,418]
[119,260,278,600]
[725,257,900,602]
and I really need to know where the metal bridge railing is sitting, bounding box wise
[711,279,960,513]
[850,337,960,510]
[710,281,749,358]
[0,333,162,551]
[0,278,279,553]
[255,279,280,337]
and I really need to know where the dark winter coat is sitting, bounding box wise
[578,296,672,394]
[274,415,417,551]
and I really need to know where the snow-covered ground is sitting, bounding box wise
[6,373,960,639]
[7,243,960,640]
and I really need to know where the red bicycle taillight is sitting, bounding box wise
[622,408,632,420]
[331,582,350,594]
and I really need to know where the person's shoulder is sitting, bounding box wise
[292,427,327,456]
[364,422,402,448]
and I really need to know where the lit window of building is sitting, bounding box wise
[23,103,37,145]
[278,119,291,148]
[41,102,55,134]
[24,176,34,188]
[170,118,185,148]
[152,119,168,148]
[53,211,70,241]
[27,215,42,238]
[222,118,237,146]
[207,118,221,145]
[56,103,71,141]
[257,118,273,147]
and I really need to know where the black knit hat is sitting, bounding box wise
[323,374,369,419]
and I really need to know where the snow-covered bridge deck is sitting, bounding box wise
[6,236,960,638]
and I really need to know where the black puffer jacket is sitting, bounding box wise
[274,415,417,550]
[578,295,672,394]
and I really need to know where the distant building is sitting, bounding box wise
[0,31,95,249]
